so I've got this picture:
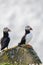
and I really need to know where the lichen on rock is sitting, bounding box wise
[0,44,42,65]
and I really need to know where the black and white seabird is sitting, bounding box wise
[1,27,11,50]
[18,26,33,46]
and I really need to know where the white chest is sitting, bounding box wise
[25,33,32,44]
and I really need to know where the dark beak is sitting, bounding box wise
[30,27,33,30]
[8,29,11,32]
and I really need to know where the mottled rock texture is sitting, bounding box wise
[0,44,42,65]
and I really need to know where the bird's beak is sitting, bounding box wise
[8,29,11,32]
[30,27,33,30]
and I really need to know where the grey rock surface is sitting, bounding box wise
[0,45,42,65]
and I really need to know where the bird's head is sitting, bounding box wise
[25,25,33,34]
[25,25,33,31]
[3,27,11,32]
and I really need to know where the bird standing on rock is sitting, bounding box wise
[18,25,33,47]
[0,27,11,50]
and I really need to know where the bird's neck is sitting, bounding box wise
[3,32,9,37]
[25,30,30,35]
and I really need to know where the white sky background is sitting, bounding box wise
[0,0,43,62]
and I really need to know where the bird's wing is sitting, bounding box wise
[1,37,10,49]
[18,35,25,46]
[1,37,10,44]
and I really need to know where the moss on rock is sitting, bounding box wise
[0,44,42,65]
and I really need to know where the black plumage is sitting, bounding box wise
[18,35,25,46]
[18,30,30,46]
[18,26,32,46]
[1,28,10,50]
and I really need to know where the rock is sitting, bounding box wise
[0,44,42,65]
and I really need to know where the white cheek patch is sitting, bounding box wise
[25,33,32,44]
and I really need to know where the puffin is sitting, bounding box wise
[1,27,11,50]
[18,25,33,46]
